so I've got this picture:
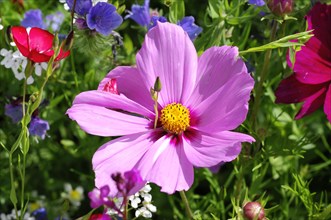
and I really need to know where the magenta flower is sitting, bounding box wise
[88,185,114,209]
[275,3,331,122]
[67,22,254,195]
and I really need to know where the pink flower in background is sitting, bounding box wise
[275,3,331,122]
[67,22,254,196]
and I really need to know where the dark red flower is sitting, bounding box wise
[11,26,70,63]
[275,3,331,123]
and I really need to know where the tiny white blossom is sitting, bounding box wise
[0,48,47,84]
[0,18,3,30]
[61,183,84,207]
[0,210,35,220]
[92,0,108,5]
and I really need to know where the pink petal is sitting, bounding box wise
[67,103,150,136]
[28,49,53,63]
[55,48,70,61]
[72,90,154,119]
[136,22,198,106]
[11,26,30,57]
[93,131,154,197]
[295,86,327,119]
[188,46,247,106]
[137,135,194,194]
[192,65,254,132]
[29,27,54,54]
[183,130,254,167]
[98,66,154,111]
[275,74,328,104]
[324,85,331,123]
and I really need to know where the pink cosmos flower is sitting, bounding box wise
[67,22,255,196]
[275,3,331,122]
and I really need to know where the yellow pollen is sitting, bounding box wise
[160,103,190,134]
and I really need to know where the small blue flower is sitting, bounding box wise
[5,104,23,123]
[29,117,50,139]
[66,0,92,16]
[21,9,46,29]
[177,16,202,41]
[248,0,266,6]
[148,16,167,30]
[45,11,65,32]
[125,0,150,27]
[86,2,123,36]
[31,208,47,220]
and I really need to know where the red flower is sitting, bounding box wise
[275,3,331,123]
[11,26,70,63]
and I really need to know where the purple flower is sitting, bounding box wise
[45,12,65,32]
[88,185,114,209]
[29,117,50,139]
[249,0,265,6]
[125,0,151,27]
[67,22,255,195]
[111,169,144,196]
[66,0,92,16]
[86,2,123,36]
[5,104,23,123]
[21,9,46,29]
[177,16,202,41]
[148,16,167,30]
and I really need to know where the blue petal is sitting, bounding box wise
[177,16,202,40]
[147,16,167,30]
[32,208,47,220]
[29,117,50,139]
[45,11,65,32]
[248,0,265,6]
[21,9,46,29]
[86,2,123,36]
[66,0,92,16]
[5,104,23,123]
[125,0,150,27]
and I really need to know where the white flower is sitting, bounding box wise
[61,183,84,207]
[92,0,108,5]
[0,48,47,84]
[0,210,35,220]
[59,0,70,11]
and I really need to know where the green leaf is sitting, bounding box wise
[168,0,185,23]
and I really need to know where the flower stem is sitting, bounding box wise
[250,21,278,128]
[179,191,193,219]
[153,93,159,129]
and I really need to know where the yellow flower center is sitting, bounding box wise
[160,103,190,134]
[70,190,81,201]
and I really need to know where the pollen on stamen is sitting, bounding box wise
[160,103,190,134]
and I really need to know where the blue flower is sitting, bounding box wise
[45,11,65,32]
[148,16,167,30]
[177,16,202,40]
[5,104,23,123]
[29,117,50,139]
[249,0,265,6]
[125,0,150,27]
[66,0,92,16]
[21,9,46,29]
[31,208,47,220]
[86,2,123,36]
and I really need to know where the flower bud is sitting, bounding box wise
[153,76,162,92]
[61,30,74,52]
[267,0,293,17]
[243,201,266,220]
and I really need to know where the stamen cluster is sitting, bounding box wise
[160,103,190,134]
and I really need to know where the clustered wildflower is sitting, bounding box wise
[66,0,123,36]
[275,3,331,123]
[129,184,157,218]
[125,0,202,40]
[67,22,255,196]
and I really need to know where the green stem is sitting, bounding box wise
[250,21,278,129]
[153,93,159,129]
[179,191,193,219]
[9,152,19,219]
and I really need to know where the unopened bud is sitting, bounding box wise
[243,201,266,220]
[61,30,74,52]
[153,76,162,92]
[53,33,59,50]
[267,0,293,17]
[6,26,12,45]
